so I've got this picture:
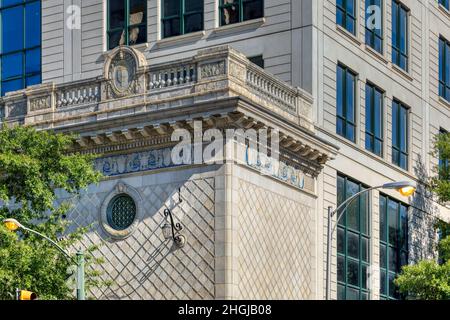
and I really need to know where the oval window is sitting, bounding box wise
[106,194,136,231]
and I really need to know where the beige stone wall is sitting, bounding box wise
[233,166,316,300]
[64,167,217,300]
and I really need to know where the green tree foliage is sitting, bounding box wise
[0,125,107,300]
[430,131,450,203]
[395,132,450,300]
[394,234,450,300]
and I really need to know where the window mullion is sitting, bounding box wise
[125,0,129,45]
[343,68,347,136]
[180,0,184,35]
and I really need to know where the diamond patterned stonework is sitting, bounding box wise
[236,179,314,299]
[68,177,215,300]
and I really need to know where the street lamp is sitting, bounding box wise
[2,218,85,300]
[325,181,416,300]
[162,209,186,248]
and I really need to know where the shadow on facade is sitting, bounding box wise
[410,155,438,263]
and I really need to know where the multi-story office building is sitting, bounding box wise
[0,0,449,300]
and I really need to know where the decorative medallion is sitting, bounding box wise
[108,49,137,97]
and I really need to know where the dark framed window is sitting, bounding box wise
[248,55,264,68]
[365,0,383,53]
[439,0,449,10]
[439,37,450,102]
[392,100,409,170]
[379,194,408,300]
[336,0,356,35]
[0,0,41,96]
[365,83,384,157]
[438,129,450,180]
[219,0,263,26]
[337,175,370,300]
[391,0,409,71]
[107,0,147,50]
[162,0,204,39]
[107,194,137,231]
[337,64,357,142]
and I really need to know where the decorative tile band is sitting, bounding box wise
[94,147,179,177]
[95,145,314,192]
[244,146,311,191]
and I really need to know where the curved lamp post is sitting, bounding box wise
[325,181,416,300]
[2,218,85,300]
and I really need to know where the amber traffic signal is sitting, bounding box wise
[18,290,37,300]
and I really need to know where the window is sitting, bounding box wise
[219,0,263,26]
[248,55,264,68]
[107,0,147,50]
[438,129,450,180]
[0,0,41,96]
[379,194,408,300]
[365,0,383,53]
[162,0,203,39]
[365,83,384,157]
[337,175,370,300]
[392,100,408,170]
[439,0,449,10]
[439,37,450,102]
[337,64,357,142]
[336,0,356,35]
[391,0,408,71]
[107,194,137,231]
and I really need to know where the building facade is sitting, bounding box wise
[0,0,449,300]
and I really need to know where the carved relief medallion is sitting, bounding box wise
[108,50,137,97]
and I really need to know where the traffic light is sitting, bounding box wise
[17,290,37,300]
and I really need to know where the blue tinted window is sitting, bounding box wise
[365,0,383,53]
[0,0,41,96]
[365,83,384,157]
[392,1,408,71]
[2,0,23,6]
[336,0,356,34]
[1,6,24,53]
[25,1,41,48]
[25,48,40,74]
[2,53,23,78]
[337,64,357,142]
[439,37,450,102]
[392,100,408,170]
[1,78,22,95]
[440,0,450,10]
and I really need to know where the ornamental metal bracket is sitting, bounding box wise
[163,209,186,248]
[161,188,186,248]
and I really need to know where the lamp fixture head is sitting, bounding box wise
[381,181,416,197]
[3,218,22,232]
[162,223,172,240]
